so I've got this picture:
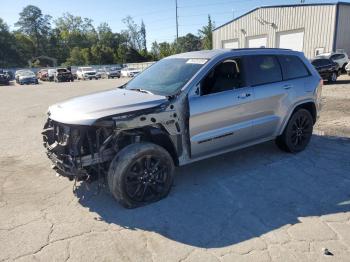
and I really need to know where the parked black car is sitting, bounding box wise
[311,58,339,83]
[0,69,11,85]
[54,68,74,82]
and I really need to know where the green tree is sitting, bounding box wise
[65,47,93,66]
[175,33,201,53]
[150,41,160,60]
[15,5,52,56]
[198,15,214,50]
[91,44,114,65]
[55,13,97,49]
[140,20,147,54]
[158,42,174,58]
[0,19,22,67]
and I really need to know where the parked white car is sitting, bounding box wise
[48,69,57,81]
[120,67,142,77]
[76,67,98,80]
[346,63,350,75]
[317,51,349,72]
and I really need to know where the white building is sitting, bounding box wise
[212,2,350,58]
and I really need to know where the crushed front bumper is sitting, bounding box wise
[42,118,115,180]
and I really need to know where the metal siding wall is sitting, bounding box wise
[213,5,336,58]
[336,4,350,55]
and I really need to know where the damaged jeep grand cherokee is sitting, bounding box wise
[42,49,322,208]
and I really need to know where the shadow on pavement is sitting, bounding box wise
[76,135,350,248]
[331,79,350,85]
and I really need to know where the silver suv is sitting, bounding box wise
[42,48,323,208]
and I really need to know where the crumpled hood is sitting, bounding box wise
[48,88,167,125]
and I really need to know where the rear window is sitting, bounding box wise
[246,55,282,86]
[278,55,309,80]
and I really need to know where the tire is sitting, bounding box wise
[275,109,313,153]
[107,143,175,208]
[328,72,337,83]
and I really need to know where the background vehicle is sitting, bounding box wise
[43,49,322,208]
[76,67,98,80]
[346,63,350,76]
[54,68,74,82]
[316,51,349,73]
[97,67,121,79]
[15,69,30,82]
[17,71,38,85]
[0,69,11,85]
[120,67,141,77]
[37,69,49,81]
[311,58,339,83]
[48,69,57,81]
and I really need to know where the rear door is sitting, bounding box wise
[245,55,287,139]
[246,55,310,139]
[189,57,255,158]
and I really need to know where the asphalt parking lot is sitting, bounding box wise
[1,76,350,262]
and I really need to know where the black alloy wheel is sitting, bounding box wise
[276,109,313,153]
[107,143,174,208]
[125,155,169,203]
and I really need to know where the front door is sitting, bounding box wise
[188,58,255,158]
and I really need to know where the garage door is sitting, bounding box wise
[247,36,267,48]
[222,40,239,49]
[277,30,304,51]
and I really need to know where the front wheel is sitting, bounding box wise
[328,72,337,83]
[276,109,313,153]
[107,143,175,208]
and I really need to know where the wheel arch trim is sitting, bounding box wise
[278,99,317,135]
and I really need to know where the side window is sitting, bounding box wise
[246,55,282,86]
[278,55,310,80]
[201,58,244,96]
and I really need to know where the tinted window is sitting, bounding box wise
[201,58,244,95]
[331,54,345,60]
[278,55,309,80]
[247,55,282,86]
[311,59,331,67]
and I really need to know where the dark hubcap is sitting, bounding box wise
[291,115,312,146]
[125,155,168,202]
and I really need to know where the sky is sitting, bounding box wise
[0,0,344,47]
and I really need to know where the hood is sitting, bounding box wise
[48,88,167,125]
[83,70,96,74]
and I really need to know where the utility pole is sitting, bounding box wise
[175,0,179,42]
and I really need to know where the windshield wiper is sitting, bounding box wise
[129,88,154,95]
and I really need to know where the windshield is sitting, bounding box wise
[312,59,330,67]
[82,67,93,71]
[125,58,206,96]
[22,71,35,77]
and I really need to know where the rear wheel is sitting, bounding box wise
[107,143,174,208]
[276,109,313,153]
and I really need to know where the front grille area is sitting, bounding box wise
[42,118,116,180]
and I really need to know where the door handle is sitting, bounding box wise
[237,93,251,99]
[283,84,293,90]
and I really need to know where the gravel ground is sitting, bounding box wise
[0,76,350,262]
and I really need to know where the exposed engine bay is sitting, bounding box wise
[42,100,189,183]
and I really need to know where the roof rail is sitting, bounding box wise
[230,48,292,51]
